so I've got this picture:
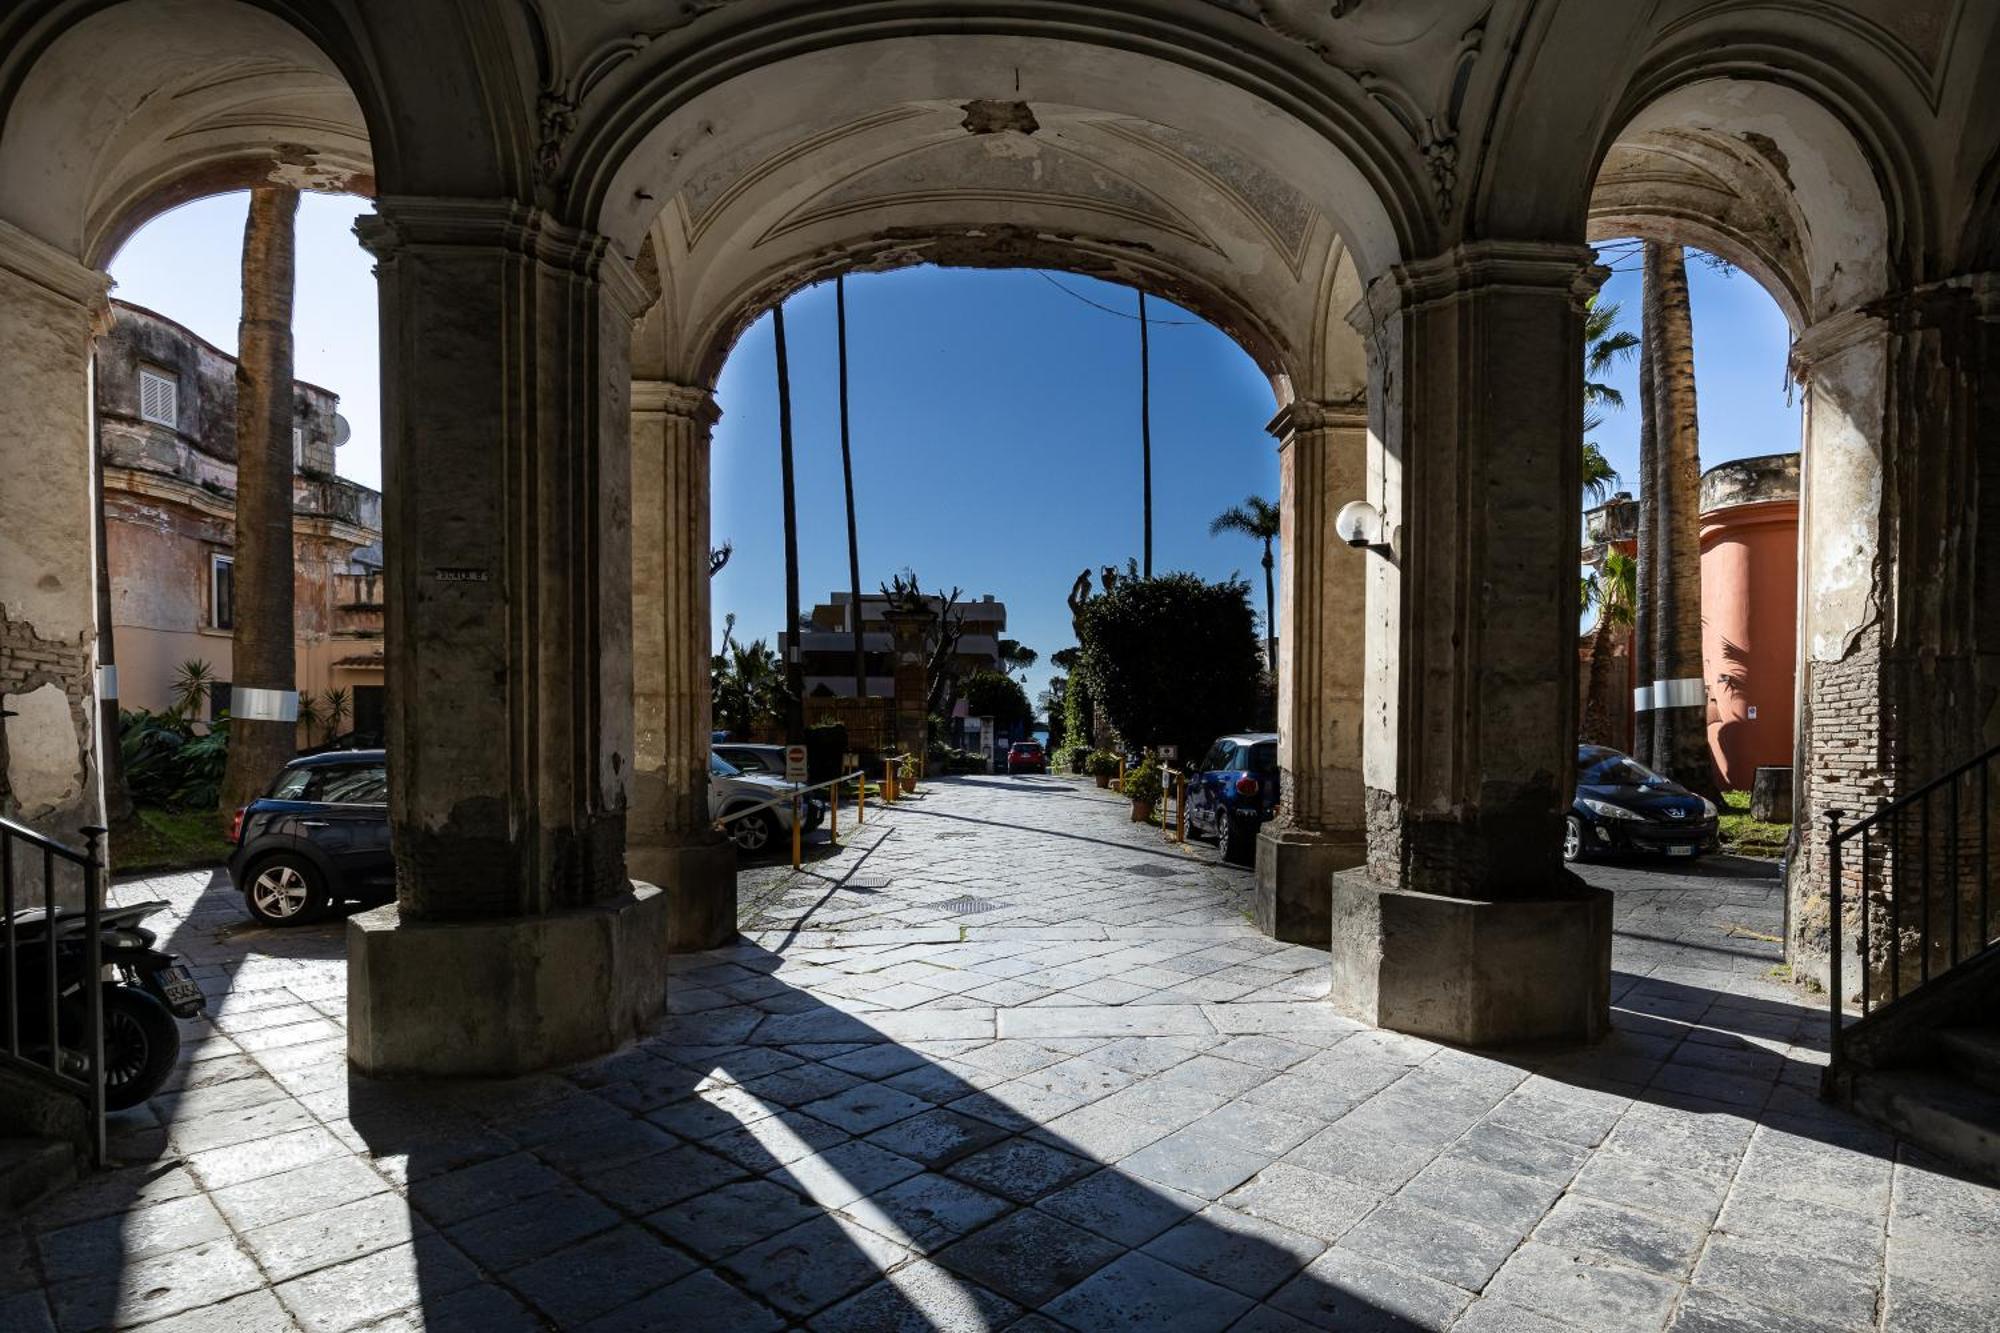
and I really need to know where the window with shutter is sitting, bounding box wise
[211,553,234,630]
[138,369,178,426]
[293,426,304,468]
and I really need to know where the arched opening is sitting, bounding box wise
[0,0,379,871]
[596,36,1392,954]
[1586,75,1895,985]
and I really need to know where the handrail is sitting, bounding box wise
[1826,741,2000,1062]
[712,770,866,827]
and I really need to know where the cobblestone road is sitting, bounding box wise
[5,775,1994,1331]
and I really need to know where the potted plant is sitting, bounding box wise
[1126,755,1163,823]
[1087,749,1120,788]
[899,751,920,794]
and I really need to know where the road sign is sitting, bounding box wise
[785,745,809,783]
[1159,744,1178,761]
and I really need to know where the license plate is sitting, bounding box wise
[1666,844,1697,858]
[156,965,204,1012]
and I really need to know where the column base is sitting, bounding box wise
[628,837,738,952]
[347,886,671,1077]
[1254,824,1364,946]
[1328,869,1612,1046]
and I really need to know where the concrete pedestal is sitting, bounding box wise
[347,886,672,1077]
[1255,825,1363,946]
[628,838,738,951]
[1328,870,1612,1046]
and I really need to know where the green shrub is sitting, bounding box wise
[1126,755,1163,806]
[1076,572,1261,762]
[119,709,229,810]
[1086,749,1121,779]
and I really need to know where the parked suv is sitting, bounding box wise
[1187,733,1280,865]
[1007,741,1046,774]
[228,751,392,925]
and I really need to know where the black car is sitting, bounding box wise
[1187,733,1280,865]
[228,751,392,925]
[1566,744,1718,862]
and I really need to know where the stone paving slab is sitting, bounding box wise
[5,775,1995,1331]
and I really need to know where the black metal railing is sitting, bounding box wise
[0,816,107,1165]
[1826,742,2000,1060]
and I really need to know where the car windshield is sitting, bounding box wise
[1581,752,1666,787]
[710,753,743,778]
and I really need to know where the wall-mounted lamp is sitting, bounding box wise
[1334,499,1396,556]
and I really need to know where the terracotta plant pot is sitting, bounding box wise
[1094,774,1111,789]
[1130,800,1153,823]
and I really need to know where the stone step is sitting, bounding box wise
[0,1138,78,1213]
[1849,1068,2000,1184]
[1936,1027,2000,1096]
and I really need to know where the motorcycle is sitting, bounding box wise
[3,900,205,1110]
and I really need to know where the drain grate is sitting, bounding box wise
[940,895,1008,915]
[933,831,976,839]
[1119,863,1188,879]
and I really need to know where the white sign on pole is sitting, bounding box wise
[785,745,809,783]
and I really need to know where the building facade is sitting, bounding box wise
[1578,454,1802,792]
[97,301,385,741]
[783,592,1007,701]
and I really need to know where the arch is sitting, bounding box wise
[1588,77,1895,329]
[0,0,390,267]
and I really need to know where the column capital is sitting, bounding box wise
[1788,305,1883,380]
[632,379,721,426]
[1350,240,1603,334]
[0,218,110,324]
[355,196,650,319]
[1266,396,1367,441]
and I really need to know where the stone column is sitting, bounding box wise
[0,219,109,903]
[1331,241,1614,1046]
[346,198,670,1077]
[629,380,735,950]
[1256,398,1367,944]
[1788,274,2000,998]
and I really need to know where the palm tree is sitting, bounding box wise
[1633,294,1658,766]
[296,690,322,746]
[1139,288,1153,577]
[1581,549,1637,747]
[1581,296,1637,505]
[220,185,301,816]
[835,275,867,698]
[1644,243,1720,800]
[1211,495,1280,671]
[772,300,805,743]
[324,686,351,739]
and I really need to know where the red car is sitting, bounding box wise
[1007,741,1046,774]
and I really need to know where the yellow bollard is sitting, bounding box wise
[885,758,899,803]
[1116,756,1126,794]
[791,792,803,869]
[856,771,866,824]
[830,779,840,840]
[1176,773,1188,844]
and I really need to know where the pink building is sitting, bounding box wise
[1699,454,1799,791]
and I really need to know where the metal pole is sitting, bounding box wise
[856,771,866,824]
[1117,756,1126,794]
[830,779,840,841]
[885,759,897,804]
[83,827,106,1167]
[792,793,802,870]
[1176,773,1188,844]
[1827,809,1844,1061]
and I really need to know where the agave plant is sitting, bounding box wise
[171,659,217,721]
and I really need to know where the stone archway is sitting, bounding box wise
[590,37,1394,953]
[0,0,376,897]
[1583,74,1952,990]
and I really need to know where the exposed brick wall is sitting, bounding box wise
[0,608,94,816]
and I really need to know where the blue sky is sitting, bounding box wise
[109,192,1798,714]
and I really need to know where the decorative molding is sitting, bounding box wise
[631,380,721,425]
[0,218,109,313]
[1268,397,1369,440]
[1353,239,1601,331]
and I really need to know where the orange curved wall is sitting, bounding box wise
[1701,499,1798,790]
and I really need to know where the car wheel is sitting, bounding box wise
[100,985,181,1111]
[728,810,777,855]
[1217,813,1252,865]
[1563,815,1587,863]
[244,854,327,926]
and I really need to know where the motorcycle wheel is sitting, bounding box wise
[101,984,181,1111]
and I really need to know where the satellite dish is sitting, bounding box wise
[332,413,352,447]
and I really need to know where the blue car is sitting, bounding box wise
[1186,732,1279,864]
[227,751,392,925]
